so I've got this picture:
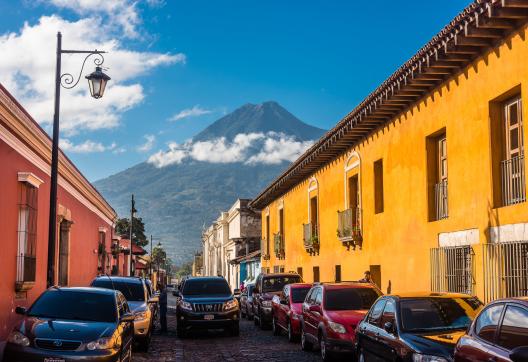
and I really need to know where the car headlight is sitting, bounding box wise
[412,354,448,362]
[180,301,193,311]
[86,337,116,351]
[224,299,238,311]
[262,300,272,308]
[8,331,30,347]
[328,321,347,334]
[134,311,148,321]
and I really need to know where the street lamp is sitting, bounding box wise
[47,32,110,287]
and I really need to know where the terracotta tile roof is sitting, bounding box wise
[250,0,528,209]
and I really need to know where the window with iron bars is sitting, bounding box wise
[430,246,474,295]
[483,241,528,302]
[16,181,38,290]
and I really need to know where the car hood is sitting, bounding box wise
[261,291,282,300]
[19,317,115,342]
[401,329,465,358]
[128,301,148,313]
[183,295,233,304]
[326,310,367,326]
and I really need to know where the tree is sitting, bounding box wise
[115,217,148,247]
[151,245,167,270]
[174,261,193,279]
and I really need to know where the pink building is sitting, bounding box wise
[0,83,118,351]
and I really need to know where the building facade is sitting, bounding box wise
[0,83,117,349]
[250,1,528,303]
[202,199,261,290]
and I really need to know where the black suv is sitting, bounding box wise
[252,272,303,329]
[175,276,240,337]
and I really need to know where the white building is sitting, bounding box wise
[201,199,261,291]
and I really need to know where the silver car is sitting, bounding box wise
[91,276,158,351]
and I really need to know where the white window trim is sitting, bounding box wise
[18,172,44,188]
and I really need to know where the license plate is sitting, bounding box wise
[204,314,214,320]
[44,359,65,362]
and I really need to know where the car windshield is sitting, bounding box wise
[182,279,231,296]
[91,280,145,301]
[325,287,381,310]
[27,290,116,323]
[400,297,481,332]
[291,287,311,303]
[262,276,302,293]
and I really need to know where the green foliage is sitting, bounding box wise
[174,261,193,279]
[115,217,148,247]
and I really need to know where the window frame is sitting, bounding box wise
[16,180,39,289]
[496,303,528,352]
[504,96,524,160]
[474,303,506,345]
[367,298,387,327]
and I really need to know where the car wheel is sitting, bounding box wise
[258,310,266,330]
[253,311,259,325]
[248,309,254,321]
[301,327,313,351]
[358,348,365,362]
[241,307,246,318]
[272,316,281,336]
[177,322,186,338]
[287,320,296,343]
[121,343,132,362]
[320,333,334,362]
[230,322,240,336]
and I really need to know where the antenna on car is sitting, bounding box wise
[104,273,116,292]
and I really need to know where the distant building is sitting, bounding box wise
[201,199,261,291]
[192,252,203,276]
[0,83,117,351]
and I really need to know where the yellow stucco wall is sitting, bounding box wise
[259,25,528,301]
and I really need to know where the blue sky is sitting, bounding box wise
[0,0,470,181]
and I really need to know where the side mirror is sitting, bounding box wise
[510,346,528,362]
[383,321,395,334]
[120,312,135,322]
[148,296,159,304]
[15,306,27,315]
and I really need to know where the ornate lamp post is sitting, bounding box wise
[47,32,110,287]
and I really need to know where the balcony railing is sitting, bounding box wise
[434,179,448,220]
[261,239,270,260]
[502,155,526,206]
[274,233,285,259]
[303,223,319,255]
[337,207,362,250]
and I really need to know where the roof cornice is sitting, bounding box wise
[250,0,528,210]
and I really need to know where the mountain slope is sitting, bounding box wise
[193,101,325,142]
[94,102,326,264]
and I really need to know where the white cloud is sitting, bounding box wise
[59,138,117,153]
[46,0,141,39]
[147,132,314,168]
[138,134,155,152]
[0,15,185,135]
[169,105,212,122]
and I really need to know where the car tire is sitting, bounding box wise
[358,348,365,362]
[177,323,186,339]
[301,327,313,351]
[272,316,281,336]
[253,311,259,325]
[320,333,334,362]
[241,307,246,318]
[247,309,254,321]
[230,322,240,336]
[119,343,132,362]
[258,310,266,330]
[287,320,296,343]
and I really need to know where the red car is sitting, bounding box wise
[455,297,528,362]
[300,282,382,361]
[271,283,312,341]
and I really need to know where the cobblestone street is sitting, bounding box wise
[128,269,353,361]
[134,309,323,362]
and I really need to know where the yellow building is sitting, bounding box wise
[250,0,528,302]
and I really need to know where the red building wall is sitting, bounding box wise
[0,85,117,349]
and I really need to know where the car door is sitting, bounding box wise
[375,298,401,361]
[253,276,261,315]
[302,287,318,338]
[117,293,133,358]
[278,285,290,329]
[306,287,322,339]
[491,303,528,362]
[358,298,386,361]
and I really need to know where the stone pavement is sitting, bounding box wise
[133,311,325,362]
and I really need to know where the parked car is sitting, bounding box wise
[240,283,255,320]
[142,278,159,324]
[271,283,312,342]
[175,276,240,337]
[455,296,528,362]
[355,292,483,362]
[252,273,303,329]
[90,276,158,351]
[4,287,134,362]
[300,282,382,361]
